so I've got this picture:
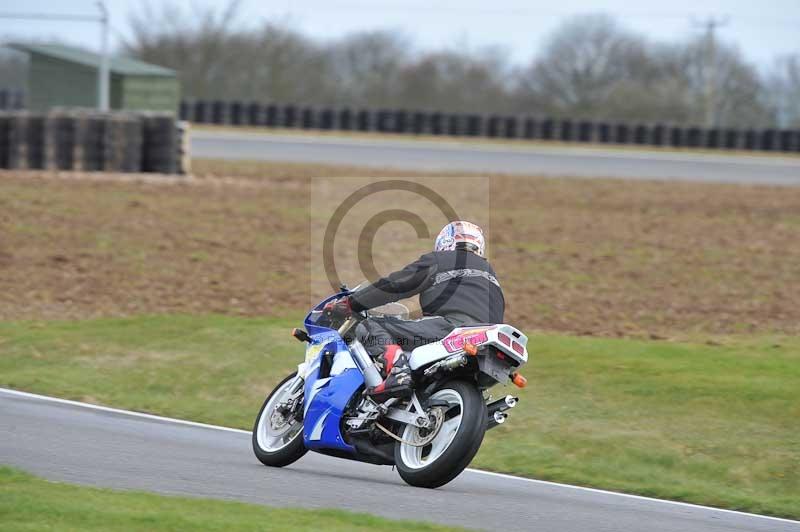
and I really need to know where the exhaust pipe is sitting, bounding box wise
[487,395,517,415]
[486,395,517,430]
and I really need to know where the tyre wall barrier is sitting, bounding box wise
[0,89,800,153]
[7,89,799,153]
[247,102,261,126]
[0,110,185,174]
[339,108,352,130]
[0,114,9,169]
[175,98,800,153]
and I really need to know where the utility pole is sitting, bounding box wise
[0,8,109,111]
[693,16,729,128]
[97,1,110,111]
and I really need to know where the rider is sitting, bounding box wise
[327,221,505,399]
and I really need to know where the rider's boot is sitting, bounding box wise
[367,345,412,400]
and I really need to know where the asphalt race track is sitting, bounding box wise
[191,130,800,185]
[2,389,798,532]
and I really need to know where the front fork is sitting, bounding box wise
[349,340,384,388]
[277,372,305,422]
[338,316,384,389]
[286,375,304,396]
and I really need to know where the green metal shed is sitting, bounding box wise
[6,43,179,113]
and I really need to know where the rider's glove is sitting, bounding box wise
[323,296,353,319]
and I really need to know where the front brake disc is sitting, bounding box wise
[270,404,290,430]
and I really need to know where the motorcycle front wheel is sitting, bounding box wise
[394,380,487,488]
[252,372,307,467]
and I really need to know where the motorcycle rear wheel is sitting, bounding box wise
[252,372,307,467]
[394,380,487,488]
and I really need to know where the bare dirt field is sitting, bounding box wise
[2,160,799,338]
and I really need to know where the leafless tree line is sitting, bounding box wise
[768,55,800,128]
[3,2,798,128]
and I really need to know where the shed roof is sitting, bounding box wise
[6,42,176,77]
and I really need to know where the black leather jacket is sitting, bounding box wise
[350,249,505,324]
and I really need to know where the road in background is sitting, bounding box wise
[2,389,797,532]
[191,130,800,185]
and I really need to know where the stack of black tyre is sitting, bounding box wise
[0,114,8,169]
[140,113,178,174]
[2,113,32,169]
[47,113,78,170]
[0,110,183,174]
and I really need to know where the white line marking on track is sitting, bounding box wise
[1,386,798,526]
[463,469,800,525]
[0,387,250,435]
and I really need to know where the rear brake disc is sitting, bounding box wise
[407,407,445,446]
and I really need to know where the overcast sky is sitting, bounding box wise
[2,0,798,69]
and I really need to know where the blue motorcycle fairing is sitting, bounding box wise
[302,367,364,452]
[301,291,364,453]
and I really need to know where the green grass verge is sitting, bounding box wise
[1,315,798,519]
[0,466,461,531]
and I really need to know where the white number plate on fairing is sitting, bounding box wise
[304,344,324,367]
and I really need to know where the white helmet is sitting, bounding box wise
[434,221,485,257]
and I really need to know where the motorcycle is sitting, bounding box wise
[252,287,529,489]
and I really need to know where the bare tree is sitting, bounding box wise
[126,0,244,98]
[124,1,337,103]
[514,14,646,119]
[238,22,333,103]
[513,14,773,127]
[395,47,513,113]
[766,54,800,128]
[675,36,774,128]
[326,30,410,107]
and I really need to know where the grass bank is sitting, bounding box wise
[0,467,461,532]
[1,315,797,518]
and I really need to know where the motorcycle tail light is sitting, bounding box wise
[512,341,524,355]
[498,332,511,346]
